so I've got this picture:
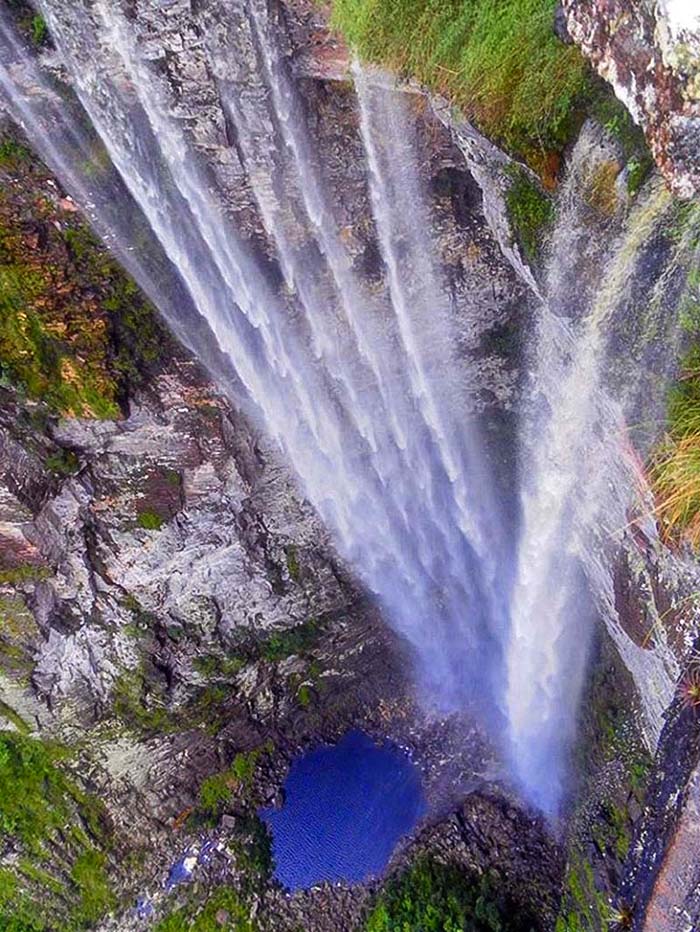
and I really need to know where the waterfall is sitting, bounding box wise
[508,123,695,810]
[1,0,694,816]
[1,0,510,726]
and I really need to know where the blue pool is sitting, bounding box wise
[259,730,427,890]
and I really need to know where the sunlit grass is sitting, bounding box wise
[332,0,592,176]
[652,342,700,547]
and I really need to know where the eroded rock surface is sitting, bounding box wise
[563,0,700,197]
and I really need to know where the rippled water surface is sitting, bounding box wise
[260,730,426,890]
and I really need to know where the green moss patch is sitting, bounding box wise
[155,886,255,932]
[0,131,170,418]
[505,166,554,264]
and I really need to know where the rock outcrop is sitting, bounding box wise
[563,0,700,198]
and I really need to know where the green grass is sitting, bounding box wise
[0,140,31,168]
[651,266,700,546]
[332,0,592,174]
[154,887,254,932]
[0,263,119,419]
[0,732,73,853]
[0,565,51,586]
[0,732,115,930]
[70,850,115,926]
[365,858,529,931]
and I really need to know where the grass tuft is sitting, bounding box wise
[332,0,592,174]
[505,165,554,263]
[651,270,700,547]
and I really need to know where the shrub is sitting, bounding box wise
[261,618,320,661]
[30,15,48,46]
[365,858,528,931]
[137,509,165,531]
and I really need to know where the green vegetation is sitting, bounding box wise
[332,0,592,175]
[136,509,165,531]
[45,450,80,477]
[30,14,48,46]
[0,262,119,419]
[230,814,274,885]
[504,166,554,263]
[112,667,176,734]
[0,731,72,851]
[652,266,700,546]
[0,564,51,586]
[0,700,29,734]
[365,859,527,931]
[197,746,271,820]
[555,854,612,932]
[154,886,255,932]
[591,801,631,862]
[261,618,320,661]
[592,97,653,197]
[70,850,116,926]
[0,140,168,418]
[0,732,115,931]
[285,544,301,582]
[0,592,39,676]
[0,140,31,168]
[297,683,312,707]
[193,653,244,679]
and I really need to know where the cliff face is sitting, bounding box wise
[562,0,700,198]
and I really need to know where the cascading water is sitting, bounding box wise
[508,124,699,810]
[1,0,510,729]
[1,0,696,816]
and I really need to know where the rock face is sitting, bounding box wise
[563,0,700,198]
